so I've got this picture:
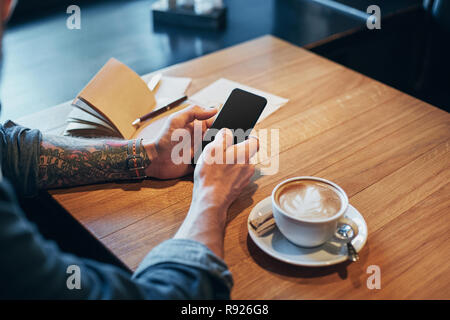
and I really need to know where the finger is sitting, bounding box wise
[176,105,217,126]
[201,114,218,139]
[232,136,259,163]
[187,119,202,133]
[205,113,217,129]
[212,128,233,151]
[186,112,216,133]
[201,120,208,137]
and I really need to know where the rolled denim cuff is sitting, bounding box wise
[133,239,233,291]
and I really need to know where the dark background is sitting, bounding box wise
[1,0,448,124]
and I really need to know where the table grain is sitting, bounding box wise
[38,36,450,299]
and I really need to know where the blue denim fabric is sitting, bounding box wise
[0,122,232,299]
[133,239,233,299]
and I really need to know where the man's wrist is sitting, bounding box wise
[123,139,147,179]
[192,185,232,212]
[175,200,228,258]
[142,140,158,177]
[189,194,228,224]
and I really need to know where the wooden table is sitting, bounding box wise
[18,36,450,299]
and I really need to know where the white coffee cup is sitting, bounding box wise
[271,176,351,247]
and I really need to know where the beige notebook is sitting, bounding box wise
[65,58,157,139]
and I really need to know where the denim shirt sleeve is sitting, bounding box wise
[133,239,233,299]
[0,123,233,299]
[0,177,233,299]
[0,121,42,197]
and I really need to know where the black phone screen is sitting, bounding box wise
[194,88,267,162]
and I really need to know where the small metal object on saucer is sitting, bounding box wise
[334,218,360,262]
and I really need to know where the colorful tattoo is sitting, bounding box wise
[38,135,150,189]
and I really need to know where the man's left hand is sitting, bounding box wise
[140,105,217,179]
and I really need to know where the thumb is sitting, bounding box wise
[178,105,217,125]
[233,136,259,163]
[212,128,234,151]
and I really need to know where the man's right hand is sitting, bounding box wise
[193,128,259,210]
[174,128,259,258]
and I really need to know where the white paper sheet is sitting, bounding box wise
[67,107,116,131]
[189,78,289,124]
[154,76,192,109]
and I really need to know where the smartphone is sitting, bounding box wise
[194,88,267,162]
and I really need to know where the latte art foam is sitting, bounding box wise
[277,180,342,220]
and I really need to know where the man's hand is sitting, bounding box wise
[193,128,259,209]
[141,105,217,179]
[175,128,259,258]
[37,105,216,189]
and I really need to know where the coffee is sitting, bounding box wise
[275,179,343,220]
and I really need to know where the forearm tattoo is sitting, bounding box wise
[38,135,151,189]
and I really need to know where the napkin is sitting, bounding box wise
[189,78,289,123]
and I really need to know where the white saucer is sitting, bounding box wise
[247,197,368,267]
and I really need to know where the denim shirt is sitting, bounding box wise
[0,122,233,299]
